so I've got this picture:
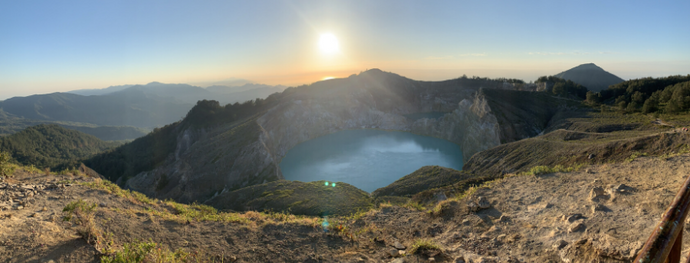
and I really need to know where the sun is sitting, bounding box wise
[318,33,339,54]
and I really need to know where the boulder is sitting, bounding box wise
[477,197,491,209]
[589,186,608,202]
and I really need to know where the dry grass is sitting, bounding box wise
[408,238,442,255]
[100,240,222,263]
[62,199,115,254]
[80,178,323,229]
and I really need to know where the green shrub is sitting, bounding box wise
[409,238,442,255]
[0,151,15,178]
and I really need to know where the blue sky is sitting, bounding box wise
[1,0,689,99]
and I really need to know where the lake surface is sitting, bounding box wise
[280,129,464,192]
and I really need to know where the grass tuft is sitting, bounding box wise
[408,238,442,255]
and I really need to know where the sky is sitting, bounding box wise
[1,0,689,99]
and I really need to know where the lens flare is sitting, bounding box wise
[322,217,330,232]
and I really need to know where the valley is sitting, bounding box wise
[2,1,687,261]
[2,66,690,262]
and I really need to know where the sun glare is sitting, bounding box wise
[322,76,335,80]
[318,33,339,54]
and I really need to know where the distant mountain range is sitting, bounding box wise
[0,89,192,129]
[67,82,285,105]
[67,84,134,96]
[0,82,286,140]
[554,63,625,92]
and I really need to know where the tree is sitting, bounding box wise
[0,151,13,178]
[552,83,565,96]
[586,91,600,104]
[632,91,645,104]
[666,100,681,114]
[642,97,659,113]
[626,101,638,112]
[618,101,627,112]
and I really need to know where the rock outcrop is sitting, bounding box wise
[410,90,501,161]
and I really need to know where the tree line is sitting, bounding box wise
[585,75,690,113]
[536,76,589,99]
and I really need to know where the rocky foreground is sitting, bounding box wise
[2,153,689,262]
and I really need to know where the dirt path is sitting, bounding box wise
[653,118,675,128]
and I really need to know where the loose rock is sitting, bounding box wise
[564,213,583,223]
[467,201,479,212]
[590,186,608,202]
[393,241,406,250]
[477,197,491,209]
[569,222,586,233]
[553,239,568,250]
[592,203,606,213]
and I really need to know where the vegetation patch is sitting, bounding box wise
[206,180,373,216]
[0,151,14,178]
[100,240,212,263]
[0,124,119,170]
[372,166,472,198]
[63,199,115,254]
[521,164,584,176]
[409,238,442,255]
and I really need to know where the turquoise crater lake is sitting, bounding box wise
[280,129,464,192]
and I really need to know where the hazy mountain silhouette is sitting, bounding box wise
[68,82,285,105]
[553,63,625,92]
[1,81,286,132]
[206,83,286,94]
[67,84,134,96]
[0,90,192,129]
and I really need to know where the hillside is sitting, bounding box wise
[554,63,625,92]
[4,147,690,262]
[1,82,285,132]
[205,180,373,216]
[0,124,119,170]
[0,90,192,129]
[6,71,690,262]
[85,69,557,205]
[0,113,147,141]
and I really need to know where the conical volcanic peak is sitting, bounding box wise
[554,63,624,92]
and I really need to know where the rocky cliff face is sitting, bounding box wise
[125,119,281,203]
[257,89,413,162]
[410,91,501,161]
